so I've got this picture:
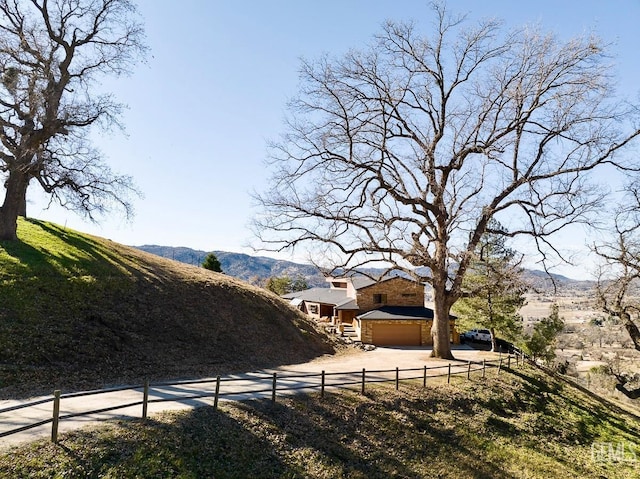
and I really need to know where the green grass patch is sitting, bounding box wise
[1,366,639,478]
[0,218,135,279]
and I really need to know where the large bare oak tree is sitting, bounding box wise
[254,4,640,359]
[0,0,146,241]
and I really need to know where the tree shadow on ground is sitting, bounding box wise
[4,379,640,479]
[39,393,520,479]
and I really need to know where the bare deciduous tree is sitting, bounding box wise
[589,184,640,399]
[594,185,640,353]
[601,354,640,400]
[254,4,640,359]
[0,0,147,241]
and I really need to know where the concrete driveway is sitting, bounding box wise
[282,344,496,373]
[0,345,499,450]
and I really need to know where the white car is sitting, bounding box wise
[464,329,492,342]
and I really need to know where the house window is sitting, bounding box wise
[308,304,318,314]
[402,293,417,297]
[373,294,387,304]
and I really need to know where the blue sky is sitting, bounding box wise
[28,1,640,279]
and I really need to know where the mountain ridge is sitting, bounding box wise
[135,244,595,292]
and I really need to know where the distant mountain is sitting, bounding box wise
[135,245,327,287]
[135,245,595,292]
[521,268,595,292]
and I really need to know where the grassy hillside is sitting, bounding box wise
[0,218,335,399]
[2,365,639,478]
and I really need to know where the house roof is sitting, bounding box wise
[357,306,455,321]
[282,275,424,310]
[331,274,421,291]
[358,306,434,320]
[349,276,377,289]
[282,287,349,305]
[334,298,358,310]
[289,297,304,307]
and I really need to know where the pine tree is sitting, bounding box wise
[202,253,223,273]
[265,275,308,295]
[523,303,564,364]
[454,220,527,351]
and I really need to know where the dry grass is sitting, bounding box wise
[2,365,639,478]
[0,218,337,399]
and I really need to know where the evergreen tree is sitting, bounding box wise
[265,275,308,295]
[523,303,564,364]
[454,220,526,351]
[202,253,223,273]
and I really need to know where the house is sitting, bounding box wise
[283,276,459,346]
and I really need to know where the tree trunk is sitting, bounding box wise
[431,282,455,359]
[621,311,640,352]
[0,169,29,240]
[17,190,26,217]
[490,327,497,352]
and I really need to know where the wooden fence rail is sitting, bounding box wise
[0,354,519,444]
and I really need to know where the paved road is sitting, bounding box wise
[0,345,499,449]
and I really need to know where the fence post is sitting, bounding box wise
[214,375,221,409]
[272,373,277,403]
[497,357,503,375]
[142,379,149,419]
[467,361,471,380]
[447,364,451,384]
[482,359,486,378]
[361,368,366,394]
[395,367,399,390]
[423,365,427,387]
[51,390,61,444]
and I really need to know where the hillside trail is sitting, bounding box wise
[0,345,495,450]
